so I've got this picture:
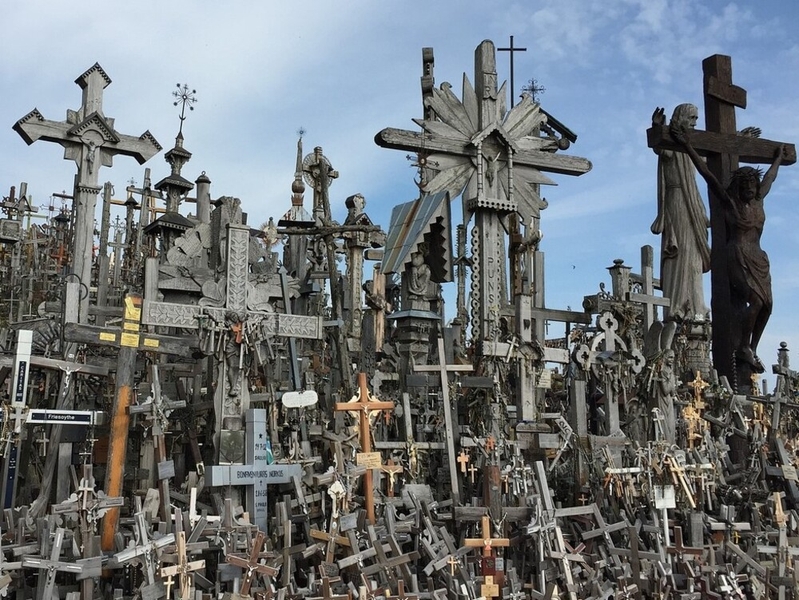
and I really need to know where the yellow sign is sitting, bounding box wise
[99,332,117,342]
[142,338,160,349]
[355,452,383,469]
[120,333,140,348]
[124,296,142,321]
[123,321,140,332]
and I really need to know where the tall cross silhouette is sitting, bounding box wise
[498,35,527,108]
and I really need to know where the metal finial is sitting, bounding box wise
[297,127,306,139]
[521,78,546,103]
[172,84,198,135]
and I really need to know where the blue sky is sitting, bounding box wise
[1,0,798,381]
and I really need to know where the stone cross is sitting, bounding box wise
[206,409,303,531]
[13,63,161,322]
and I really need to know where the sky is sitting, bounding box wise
[1,0,798,381]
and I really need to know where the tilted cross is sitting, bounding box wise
[226,530,278,597]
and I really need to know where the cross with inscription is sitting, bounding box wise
[647,54,796,391]
[206,409,303,531]
[13,63,161,322]
[334,372,394,524]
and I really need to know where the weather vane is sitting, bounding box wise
[173,84,198,135]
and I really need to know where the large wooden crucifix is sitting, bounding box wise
[648,55,795,392]
[13,63,162,322]
[375,40,590,356]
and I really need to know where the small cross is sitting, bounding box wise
[485,436,496,453]
[688,371,709,407]
[468,463,478,484]
[447,555,459,576]
[457,450,470,474]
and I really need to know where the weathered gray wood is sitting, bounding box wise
[376,128,592,176]
[13,64,161,322]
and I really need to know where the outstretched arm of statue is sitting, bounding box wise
[760,144,785,199]
[669,123,728,203]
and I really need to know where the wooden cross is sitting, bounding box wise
[160,530,205,600]
[381,459,404,497]
[206,409,303,531]
[334,372,394,523]
[129,364,187,531]
[464,514,511,558]
[13,63,161,322]
[457,450,470,474]
[308,576,350,600]
[21,527,86,600]
[666,526,704,564]
[1,329,32,509]
[468,462,478,484]
[110,511,175,600]
[480,574,501,599]
[688,371,709,408]
[412,337,473,505]
[376,41,590,351]
[647,54,796,391]
[226,530,278,597]
[51,463,124,556]
[275,501,307,587]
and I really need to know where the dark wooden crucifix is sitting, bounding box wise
[647,54,796,392]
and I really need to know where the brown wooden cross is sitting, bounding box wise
[381,459,404,497]
[647,54,796,391]
[464,514,510,558]
[226,530,278,597]
[666,526,704,564]
[457,450,470,474]
[334,372,394,523]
